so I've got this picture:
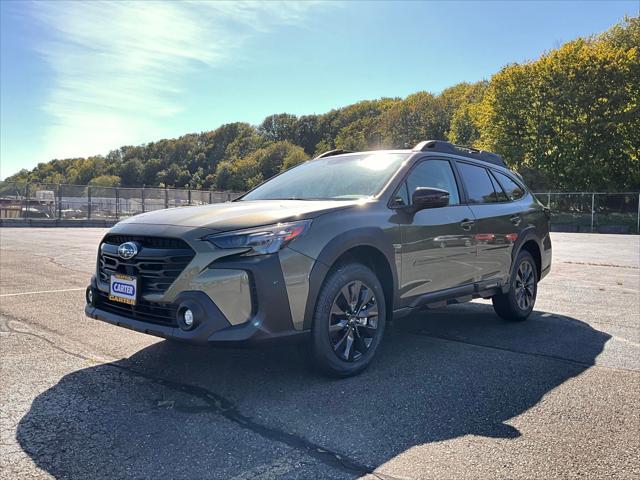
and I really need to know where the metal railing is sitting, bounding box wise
[1,181,638,234]
[0,182,242,221]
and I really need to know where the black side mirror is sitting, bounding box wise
[411,187,450,211]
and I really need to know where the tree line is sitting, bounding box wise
[7,16,639,193]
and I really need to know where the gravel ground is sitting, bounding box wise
[0,230,638,479]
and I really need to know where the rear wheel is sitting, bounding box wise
[492,250,538,322]
[310,263,386,377]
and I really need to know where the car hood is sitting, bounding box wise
[118,199,362,232]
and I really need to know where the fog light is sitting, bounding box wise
[86,287,94,305]
[183,309,194,327]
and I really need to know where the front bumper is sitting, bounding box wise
[86,258,310,345]
[86,224,314,345]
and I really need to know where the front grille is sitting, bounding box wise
[98,235,195,296]
[103,235,188,250]
[95,290,177,326]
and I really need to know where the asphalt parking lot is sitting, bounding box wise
[1,229,638,479]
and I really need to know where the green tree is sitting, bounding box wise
[158,163,191,188]
[141,158,163,186]
[244,141,309,179]
[380,92,447,148]
[213,161,236,190]
[476,20,639,191]
[447,81,489,146]
[259,113,298,142]
[89,175,121,187]
[119,158,144,187]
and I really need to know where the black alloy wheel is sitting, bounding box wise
[492,250,538,322]
[328,280,380,362]
[514,259,536,311]
[310,262,386,377]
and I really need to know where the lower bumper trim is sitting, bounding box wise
[86,303,310,345]
[86,296,310,346]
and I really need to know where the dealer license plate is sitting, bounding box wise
[109,274,138,305]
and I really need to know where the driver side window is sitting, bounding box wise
[405,160,460,205]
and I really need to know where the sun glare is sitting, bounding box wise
[358,153,402,171]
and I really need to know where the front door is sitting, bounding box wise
[397,159,477,303]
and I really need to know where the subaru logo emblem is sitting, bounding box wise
[118,242,138,260]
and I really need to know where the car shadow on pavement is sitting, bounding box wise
[17,302,610,479]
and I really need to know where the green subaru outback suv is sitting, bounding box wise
[86,140,552,376]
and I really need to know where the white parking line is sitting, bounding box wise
[0,288,85,298]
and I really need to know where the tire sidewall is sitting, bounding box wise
[310,263,386,377]
[508,250,538,319]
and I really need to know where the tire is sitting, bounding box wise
[492,250,538,322]
[310,262,386,377]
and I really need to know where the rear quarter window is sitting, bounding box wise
[488,171,509,202]
[494,171,526,201]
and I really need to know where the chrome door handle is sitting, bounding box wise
[460,219,475,231]
[510,215,522,226]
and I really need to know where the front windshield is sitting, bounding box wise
[240,152,410,201]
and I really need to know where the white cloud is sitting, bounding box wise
[27,0,321,160]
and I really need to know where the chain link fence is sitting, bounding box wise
[0,182,242,221]
[1,181,638,234]
[534,192,640,234]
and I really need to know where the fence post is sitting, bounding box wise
[57,184,63,220]
[164,186,169,209]
[209,190,212,204]
[547,192,551,208]
[87,186,92,220]
[141,184,145,213]
[24,183,30,219]
[188,188,192,206]
[590,193,595,233]
[115,187,119,220]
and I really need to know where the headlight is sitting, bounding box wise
[204,220,312,255]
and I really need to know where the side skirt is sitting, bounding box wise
[392,280,503,319]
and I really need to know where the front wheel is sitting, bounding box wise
[492,250,538,321]
[310,263,386,377]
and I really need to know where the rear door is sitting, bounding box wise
[396,158,477,302]
[455,161,521,286]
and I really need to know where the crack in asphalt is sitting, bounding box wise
[119,366,377,478]
[1,317,101,365]
[2,317,380,478]
[1,246,95,277]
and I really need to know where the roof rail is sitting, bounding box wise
[412,140,506,168]
[314,149,352,159]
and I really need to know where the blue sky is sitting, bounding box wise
[1,1,637,179]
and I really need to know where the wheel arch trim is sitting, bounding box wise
[299,227,399,330]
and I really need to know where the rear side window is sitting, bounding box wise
[406,159,460,205]
[488,171,509,202]
[456,162,498,204]
[493,171,525,201]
